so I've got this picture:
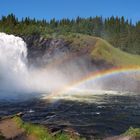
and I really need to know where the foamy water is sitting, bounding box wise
[0,33,72,98]
[0,33,72,99]
[0,33,29,92]
[42,89,138,103]
[0,32,140,100]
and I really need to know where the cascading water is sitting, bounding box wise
[0,32,140,101]
[0,32,69,98]
[0,33,29,93]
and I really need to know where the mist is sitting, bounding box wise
[0,33,95,99]
[0,33,140,100]
[0,33,67,96]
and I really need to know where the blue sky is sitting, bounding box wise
[0,0,140,23]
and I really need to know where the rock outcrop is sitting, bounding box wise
[22,35,73,67]
[22,35,112,70]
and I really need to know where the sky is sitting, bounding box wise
[0,0,140,23]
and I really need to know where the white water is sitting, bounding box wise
[0,33,102,99]
[0,33,29,92]
[0,33,140,100]
[0,33,68,98]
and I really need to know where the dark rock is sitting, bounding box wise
[21,35,74,67]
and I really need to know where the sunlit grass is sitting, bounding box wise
[58,33,140,66]
[124,127,140,138]
[13,116,85,140]
[91,38,140,66]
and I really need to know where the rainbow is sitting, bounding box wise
[47,66,140,99]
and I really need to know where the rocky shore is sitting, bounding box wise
[0,113,139,140]
[0,113,83,140]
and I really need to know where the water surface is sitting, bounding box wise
[0,93,140,139]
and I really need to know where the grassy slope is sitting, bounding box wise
[13,117,84,140]
[60,33,140,66]
[91,38,140,66]
[124,127,140,138]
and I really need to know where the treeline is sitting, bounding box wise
[0,14,140,54]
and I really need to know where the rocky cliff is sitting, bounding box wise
[22,34,112,70]
[21,34,140,92]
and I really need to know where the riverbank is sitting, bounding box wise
[0,113,140,140]
[0,114,84,140]
[1,95,140,139]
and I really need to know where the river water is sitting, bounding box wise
[0,93,140,139]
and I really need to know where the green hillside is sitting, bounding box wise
[61,33,140,66]
[91,38,140,66]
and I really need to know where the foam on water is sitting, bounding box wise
[0,33,70,98]
[42,89,138,103]
[0,32,139,100]
[0,33,29,92]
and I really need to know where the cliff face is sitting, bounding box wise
[22,35,112,69]
[22,35,73,66]
[21,35,140,93]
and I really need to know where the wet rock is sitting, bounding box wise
[21,35,73,67]
[46,112,56,116]
[64,127,80,137]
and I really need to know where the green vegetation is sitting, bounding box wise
[13,117,84,140]
[91,38,140,66]
[124,127,140,138]
[0,14,140,66]
[0,14,140,54]
[60,33,140,66]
